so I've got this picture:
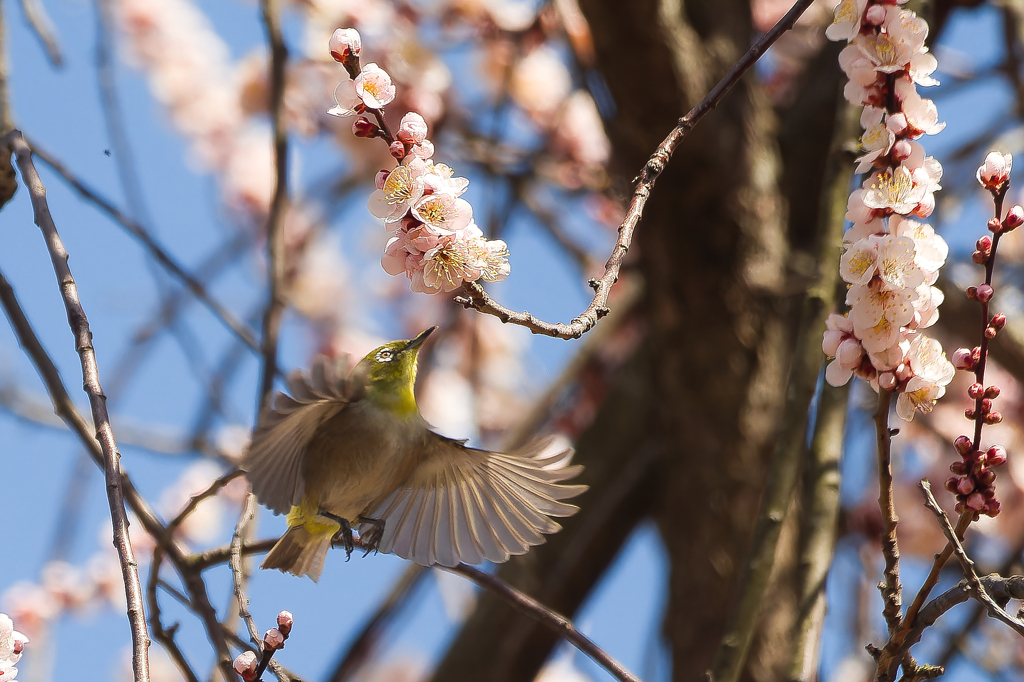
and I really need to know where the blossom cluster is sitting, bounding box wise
[327,28,511,294]
[821,0,955,421]
[0,614,27,682]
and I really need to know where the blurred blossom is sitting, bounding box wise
[433,569,477,623]
[553,91,610,167]
[39,562,92,611]
[510,45,572,118]
[418,365,477,441]
[222,124,276,219]
[290,233,352,334]
[2,583,58,637]
[159,460,230,546]
[215,423,253,463]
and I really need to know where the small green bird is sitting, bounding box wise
[243,326,587,581]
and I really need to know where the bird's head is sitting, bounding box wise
[356,326,437,417]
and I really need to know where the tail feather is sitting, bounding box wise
[262,525,333,582]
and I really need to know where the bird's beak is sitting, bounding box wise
[405,326,437,351]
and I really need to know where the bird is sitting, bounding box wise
[242,326,587,581]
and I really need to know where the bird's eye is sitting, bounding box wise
[376,349,394,362]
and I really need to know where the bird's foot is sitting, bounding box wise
[357,516,385,557]
[323,511,355,561]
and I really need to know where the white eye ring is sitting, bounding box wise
[376,349,394,362]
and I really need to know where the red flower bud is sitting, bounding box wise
[950,460,967,475]
[968,383,985,399]
[978,469,996,486]
[991,313,1007,329]
[977,235,993,251]
[972,250,989,264]
[989,217,1002,232]
[981,398,993,413]
[956,476,975,495]
[352,116,379,138]
[965,408,976,420]
[952,349,974,371]
[389,141,406,159]
[984,410,1003,424]
[984,385,1000,399]
[987,445,1007,466]
[1004,204,1024,231]
[986,499,1002,517]
[967,492,986,510]
[945,476,960,493]
[977,284,994,302]
[954,435,973,455]
[966,286,978,301]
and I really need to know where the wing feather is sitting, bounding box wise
[242,355,351,515]
[368,433,586,567]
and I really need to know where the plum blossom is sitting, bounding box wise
[0,613,27,682]
[329,28,361,61]
[353,63,396,109]
[825,0,868,41]
[978,151,1012,189]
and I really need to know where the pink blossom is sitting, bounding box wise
[264,628,285,649]
[329,28,361,61]
[368,160,427,223]
[862,166,927,215]
[327,80,361,117]
[847,284,915,352]
[277,611,294,633]
[354,63,396,109]
[825,0,868,42]
[397,112,428,145]
[839,237,879,285]
[233,651,258,680]
[875,235,924,291]
[412,193,473,235]
[977,151,1012,189]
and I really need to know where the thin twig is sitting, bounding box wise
[4,129,151,682]
[27,139,261,352]
[231,493,262,645]
[453,0,818,339]
[919,481,1024,637]
[874,388,903,635]
[0,0,12,133]
[446,563,643,682]
[18,0,63,66]
[256,0,289,412]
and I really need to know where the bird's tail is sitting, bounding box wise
[261,508,338,582]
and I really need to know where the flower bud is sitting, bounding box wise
[956,476,974,495]
[977,469,996,486]
[984,410,1003,425]
[977,284,994,302]
[397,112,428,145]
[972,250,988,264]
[968,383,984,399]
[966,492,986,510]
[990,313,1006,330]
[411,140,434,159]
[277,611,294,635]
[987,445,1007,466]
[984,385,1001,399]
[985,326,998,339]
[977,235,993,251]
[892,139,912,160]
[965,408,976,419]
[865,4,886,24]
[1004,204,1024,231]
[233,652,259,681]
[950,460,967,475]
[952,349,974,371]
[954,435,973,455]
[945,476,960,493]
[986,499,1002,516]
[389,141,406,159]
[978,152,1012,189]
[264,628,285,650]
[374,169,390,190]
[877,371,897,390]
[330,28,362,60]
[352,116,379,138]
[981,398,993,413]
[973,346,983,364]
[966,286,978,301]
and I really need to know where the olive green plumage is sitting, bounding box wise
[243,326,587,581]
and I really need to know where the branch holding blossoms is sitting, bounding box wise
[3,130,152,682]
[329,0,818,339]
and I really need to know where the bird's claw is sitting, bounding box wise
[358,516,385,557]
[324,512,355,561]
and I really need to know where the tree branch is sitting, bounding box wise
[453,0,818,339]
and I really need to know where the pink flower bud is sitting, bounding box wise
[952,348,974,371]
[865,4,886,24]
[984,385,1000,399]
[13,632,28,654]
[397,112,428,145]
[277,611,294,635]
[977,284,994,302]
[877,371,897,390]
[985,326,998,339]
[977,151,1012,189]
[1004,205,1024,231]
[950,460,967,475]
[984,410,1003,425]
[977,235,993,251]
[956,476,975,495]
[966,491,986,510]
[352,116,379,138]
[991,313,1006,330]
[987,445,1007,466]
[954,435,973,454]
[972,250,988,264]
[891,139,913,160]
[375,169,390,190]
[233,652,259,681]
[329,28,362,61]
[944,476,960,493]
[981,398,993,413]
[389,141,406,159]
[264,628,285,650]
[965,408,976,420]
[988,217,1002,232]
[968,383,984,399]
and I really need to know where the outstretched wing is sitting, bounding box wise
[242,355,354,515]
[364,434,587,567]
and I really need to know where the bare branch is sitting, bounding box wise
[874,388,903,636]
[18,0,63,66]
[256,0,289,411]
[454,0,818,338]
[231,493,262,645]
[446,563,643,682]
[3,129,151,682]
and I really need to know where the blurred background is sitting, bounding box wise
[1,0,1024,680]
